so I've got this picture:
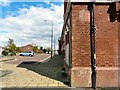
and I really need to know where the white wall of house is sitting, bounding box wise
[65,44,70,66]
[0,47,2,56]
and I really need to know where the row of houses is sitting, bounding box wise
[20,44,44,53]
[20,44,35,52]
[0,44,44,56]
[59,1,120,88]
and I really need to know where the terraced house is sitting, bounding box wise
[60,0,120,88]
[20,44,34,52]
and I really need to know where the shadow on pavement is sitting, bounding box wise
[18,61,37,64]
[17,55,67,85]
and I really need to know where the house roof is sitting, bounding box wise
[20,44,33,48]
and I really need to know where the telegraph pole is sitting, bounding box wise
[54,38,55,55]
[44,20,53,59]
[51,21,53,59]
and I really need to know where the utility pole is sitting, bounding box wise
[54,38,55,55]
[90,2,96,89]
[44,20,53,59]
[51,21,53,59]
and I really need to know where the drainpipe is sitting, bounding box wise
[90,2,96,89]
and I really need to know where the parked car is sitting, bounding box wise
[19,51,34,57]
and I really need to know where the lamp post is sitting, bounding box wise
[44,20,53,59]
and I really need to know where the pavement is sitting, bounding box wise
[0,54,119,90]
[1,56,16,62]
[0,54,68,88]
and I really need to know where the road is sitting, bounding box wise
[3,53,51,65]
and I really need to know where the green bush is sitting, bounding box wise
[2,48,16,56]
[2,50,8,56]
[8,52,16,56]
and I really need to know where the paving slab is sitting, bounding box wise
[0,55,68,88]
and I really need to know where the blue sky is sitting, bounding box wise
[2,2,63,18]
[0,0,64,49]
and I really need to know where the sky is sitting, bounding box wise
[0,0,64,49]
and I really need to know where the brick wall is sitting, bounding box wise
[62,2,120,87]
[72,3,91,67]
[72,3,119,67]
[118,2,120,87]
[95,3,118,67]
[20,45,33,52]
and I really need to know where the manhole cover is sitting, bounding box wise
[0,70,13,77]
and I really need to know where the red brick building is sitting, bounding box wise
[20,44,34,52]
[60,1,120,88]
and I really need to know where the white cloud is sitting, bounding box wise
[0,0,11,6]
[1,3,64,49]
[44,0,50,4]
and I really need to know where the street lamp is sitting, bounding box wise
[44,20,53,59]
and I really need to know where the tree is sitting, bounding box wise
[7,38,16,52]
[46,47,51,54]
[2,49,9,56]
[43,49,47,53]
[40,46,43,50]
[33,46,38,53]
[2,38,17,56]
[7,38,14,47]
[2,48,16,56]
[9,43,16,51]
[16,47,20,53]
